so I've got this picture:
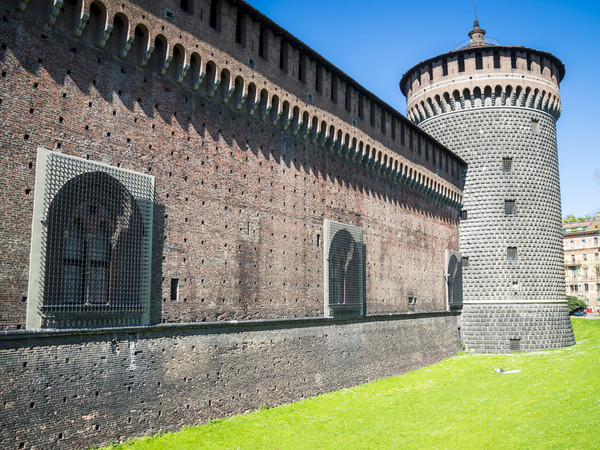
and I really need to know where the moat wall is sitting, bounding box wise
[0,313,460,449]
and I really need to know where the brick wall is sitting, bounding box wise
[0,3,461,329]
[0,313,461,449]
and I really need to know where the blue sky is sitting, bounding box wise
[246,0,600,217]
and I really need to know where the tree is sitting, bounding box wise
[567,295,587,314]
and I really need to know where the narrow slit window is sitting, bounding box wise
[170,278,179,301]
[502,157,513,172]
[279,40,288,72]
[298,53,306,83]
[331,76,338,103]
[345,85,351,112]
[442,58,448,76]
[209,0,219,29]
[507,247,517,261]
[458,54,465,72]
[258,26,268,59]
[475,51,483,70]
[505,200,515,215]
[180,0,191,13]
[493,50,500,69]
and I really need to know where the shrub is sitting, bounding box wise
[567,295,587,314]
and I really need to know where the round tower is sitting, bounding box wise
[400,21,575,353]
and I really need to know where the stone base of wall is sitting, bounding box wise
[0,313,460,449]
[460,303,575,353]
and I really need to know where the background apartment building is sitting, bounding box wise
[563,217,600,310]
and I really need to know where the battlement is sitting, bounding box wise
[400,46,564,125]
[9,0,465,202]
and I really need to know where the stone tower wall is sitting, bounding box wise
[400,42,575,353]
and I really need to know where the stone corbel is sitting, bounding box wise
[158,54,173,77]
[300,123,312,141]
[191,71,206,91]
[45,0,64,28]
[139,45,154,68]
[207,78,221,98]
[270,108,283,127]
[96,24,113,49]
[259,102,272,122]
[73,12,89,38]
[222,84,235,105]
[310,128,320,145]
[291,119,303,136]
[119,35,135,59]
[281,114,293,131]
[176,64,190,84]
[234,89,248,111]
[247,98,258,117]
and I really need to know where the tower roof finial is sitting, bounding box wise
[468,0,486,47]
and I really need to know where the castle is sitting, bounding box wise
[0,0,572,447]
[400,20,575,352]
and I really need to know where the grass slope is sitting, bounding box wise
[108,319,600,449]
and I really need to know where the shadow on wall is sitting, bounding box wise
[150,196,165,324]
[0,4,458,226]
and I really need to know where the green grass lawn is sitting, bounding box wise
[108,319,600,449]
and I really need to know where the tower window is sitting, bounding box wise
[298,53,306,83]
[180,0,192,13]
[527,53,532,71]
[358,94,364,118]
[315,65,323,93]
[209,0,220,30]
[461,210,468,220]
[235,9,245,46]
[502,157,513,172]
[345,85,352,112]
[442,58,448,76]
[475,51,483,70]
[279,40,288,72]
[462,256,469,268]
[170,278,179,300]
[331,76,338,103]
[511,51,517,69]
[505,200,515,215]
[507,247,518,261]
[258,26,268,59]
[493,50,500,69]
[458,54,465,72]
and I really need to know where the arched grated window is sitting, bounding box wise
[324,220,364,317]
[27,149,154,329]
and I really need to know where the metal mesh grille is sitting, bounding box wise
[34,150,154,328]
[324,220,364,317]
[510,339,521,352]
[446,250,463,308]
